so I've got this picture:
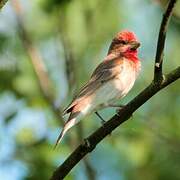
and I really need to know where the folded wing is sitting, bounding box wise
[63,55,124,115]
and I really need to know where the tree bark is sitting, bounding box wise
[50,0,179,179]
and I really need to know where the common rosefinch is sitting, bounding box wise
[55,30,141,147]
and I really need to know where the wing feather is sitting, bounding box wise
[63,56,124,115]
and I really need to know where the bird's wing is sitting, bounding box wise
[63,56,124,115]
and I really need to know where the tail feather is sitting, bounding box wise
[53,118,76,149]
[62,101,77,116]
[54,99,91,149]
[62,106,74,116]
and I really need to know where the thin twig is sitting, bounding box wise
[0,0,8,9]
[50,0,179,179]
[50,66,180,180]
[59,16,96,179]
[154,0,177,82]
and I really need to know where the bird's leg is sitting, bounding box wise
[95,104,125,123]
[103,103,125,116]
[95,111,106,125]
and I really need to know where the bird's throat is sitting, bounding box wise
[123,50,139,63]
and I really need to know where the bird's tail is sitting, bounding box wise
[53,117,77,149]
[54,100,91,149]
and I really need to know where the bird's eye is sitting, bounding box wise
[121,40,127,45]
[113,39,127,45]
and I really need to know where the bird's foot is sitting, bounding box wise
[115,105,126,116]
[116,107,134,119]
[102,103,125,117]
[95,111,106,125]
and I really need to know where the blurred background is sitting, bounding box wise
[0,0,180,179]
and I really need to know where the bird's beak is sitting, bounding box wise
[130,41,140,50]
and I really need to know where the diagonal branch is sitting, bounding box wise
[50,66,180,180]
[50,0,179,179]
[154,0,177,82]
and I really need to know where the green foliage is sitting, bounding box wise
[0,0,179,180]
[0,33,8,51]
[41,0,72,12]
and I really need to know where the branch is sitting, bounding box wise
[58,15,96,179]
[154,0,177,82]
[50,66,180,180]
[154,0,180,25]
[12,1,96,178]
[0,0,8,9]
[50,0,179,179]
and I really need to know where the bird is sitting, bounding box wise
[54,30,141,148]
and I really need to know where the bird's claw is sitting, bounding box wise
[116,108,121,116]
[95,111,106,125]
[115,105,126,116]
[101,119,106,125]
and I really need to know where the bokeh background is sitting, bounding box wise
[0,0,180,180]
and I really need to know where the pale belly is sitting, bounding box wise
[92,66,137,109]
